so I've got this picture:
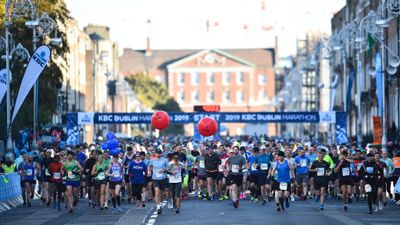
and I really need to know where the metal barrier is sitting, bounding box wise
[0,172,23,213]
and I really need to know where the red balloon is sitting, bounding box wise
[151,111,170,130]
[197,117,218,137]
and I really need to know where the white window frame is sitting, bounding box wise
[191,91,199,103]
[236,90,244,103]
[222,72,230,86]
[177,73,184,86]
[236,72,244,85]
[177,91,185,103]
[258,89,265,100]
[191,72,199,86]
[223,91,230,103]
[207,72,215,85]
[207,91,215,103]
[258,74,266,85]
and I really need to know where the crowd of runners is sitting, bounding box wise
[1,137,400,215]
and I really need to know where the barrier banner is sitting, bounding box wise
[0,172,22,201]
[335,112,349,144]
[0,69,12,103]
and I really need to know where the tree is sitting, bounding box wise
[126,73,184,134]
[0,0,70,143]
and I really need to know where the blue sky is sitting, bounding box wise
[65,0,345,55]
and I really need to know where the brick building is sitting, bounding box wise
[120,46,277,136]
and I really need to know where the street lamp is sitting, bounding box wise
[25,12,61,149]
[4,0,35,152]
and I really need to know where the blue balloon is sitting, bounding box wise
[106,132,116,141]
[109,148,120,156]
[101,142,109,150]
[108,139,119,150]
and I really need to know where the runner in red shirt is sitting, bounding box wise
[49,154,64,211]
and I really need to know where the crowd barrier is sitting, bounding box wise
[0,172,23,213]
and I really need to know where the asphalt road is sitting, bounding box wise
[2,197,400,225]
[147,198,400,225]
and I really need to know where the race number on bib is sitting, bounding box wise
[356,164,363,171]
[300,160,307,167]
[199,161,205,169]
[279,182,288,191]
[156,170,164,178]
[218,165,224,172]
[45,169,51,176]
[342,167,350,176]
[169,174,181,183]
[317,168,325,176]
[53,172,61,180]
[366,167,374,174]
[26,169,33,176]
[365,184,372,193]
[68,171,75,179]
[97,172,105,180]
[113,171,120,178]
[251,164,257,171]
[232,165,239,173]
[260,163,269,170]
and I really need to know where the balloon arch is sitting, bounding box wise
[66,111,347,145]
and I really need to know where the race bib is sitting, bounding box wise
[53,172,61,180]
[169,174,181,183]
[45,169,50,176]
[218,164,224,172]
[97,172,105,180]
[199,160,205,169]
[68,171,75,179]
[279,182,288,191]
[232,165,239,173]
[156,170,164,178]
[300,160,307,167]
[26,169,33,176]
[113,171,121,178]
[342,167,350,176]
[365,184,372,193]
[260,163,269,170]
[251,164,257,171]
[366,167,374,174]
[317,168,325,176]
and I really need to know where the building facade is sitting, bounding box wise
[120,47,277,136]
[331,0,400,144]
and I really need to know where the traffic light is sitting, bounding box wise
[193,105,220,112]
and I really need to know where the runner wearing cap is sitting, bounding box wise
[255,145,272,204]
[148,149,169,214]
[294,147,310,201]
[358,153,381,214]
[21,153,40,207]
[129,153,148,209]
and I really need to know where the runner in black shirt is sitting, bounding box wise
[359,153,381,214]
[334,150,354,211]
[310,150,330,210]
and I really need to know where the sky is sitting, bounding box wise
[65,0,346,56]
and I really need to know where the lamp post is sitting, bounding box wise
[25,12,61,149]
[4,0,35,152]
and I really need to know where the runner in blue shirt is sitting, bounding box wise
[255,145,273,205]
[295,148,310,200]
[248,147,259,202]
[270,151,294,212]
[148,149,169,214]
[129,153,147,209]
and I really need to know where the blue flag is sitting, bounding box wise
[336,112,349,144]
[346,67,355,112]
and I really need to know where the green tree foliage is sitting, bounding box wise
[0,0,70,142]
[125,73,184,134]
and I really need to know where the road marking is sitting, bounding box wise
[322,210,364,225]
[150,215,157,218]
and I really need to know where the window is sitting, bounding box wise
[207,91,215,103]
[222,72,230,85]
[191,72,199,85]
[258,74,266,85]
[236,91,244,103]
[258,89,265,100]
[236,72,244,85]
[177,73,184,86]
[192,91,199,103]
[177,91,185,103]
[207,72,215,85]
[223,91,230,103]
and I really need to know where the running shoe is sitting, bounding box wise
[224,195,229,200]
[378,202,383,210]
[319,204,324,210]
[219,196,224,201]
[232,201,238,208]
[176,207,180,214]
[118,207,122,212]
[262,200,267,205]
[112,208,117,214]
[142,202,146,207]
[285,199,290,208]
[27,201,31,207]
[290,195,295,202]
[157,207,162,214]
[344,205,348,211]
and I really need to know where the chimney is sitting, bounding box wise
[145,37,152,57]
